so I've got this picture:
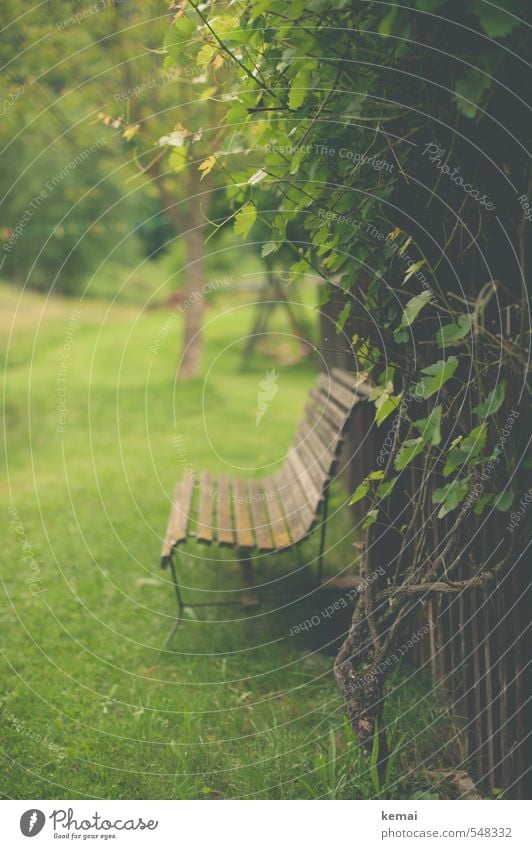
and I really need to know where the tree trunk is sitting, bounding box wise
[176,172,206,380]
[153,163,209,381]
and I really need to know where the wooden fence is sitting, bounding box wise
[319,297,531,800]
[412,553,530,799]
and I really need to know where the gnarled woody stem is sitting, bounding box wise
[333,597,387,749]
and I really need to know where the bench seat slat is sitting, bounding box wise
[233,477,255,549]
[305,401,343,452]
[309,387,346,431]
[216,474,234,546]
[285,454,320,535]
[297,420,336,478]
[317,371,357,411]
[196,471,214,544]
[277,459,308,542]
[162,472,195,558]
[249,481,275,551]
[294,437,326,493]
[331,367,372,399]
[288,447,322,512]
[262,478,292,550]
[274,465,309,543]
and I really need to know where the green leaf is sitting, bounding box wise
[473,4,521,38]
[374,393,401,426]
[436,315,471,346]
[349,481,369,505]
[163,15,198,68]
[378,366,396,386]
[418,357,459,399]
[432,479,469,518]
[474,494,492,515]
[398,290,432,330]
[378,7,397,36]
[369,380,399,422]
[393,327,409,344]
[225,102,249,126]
[336,301,351,334]
[370,723,380,794]
[395,437,425,472]
[454,69,491,119]
[248,168,268,186]
[197,42,216,66]
[443,424,487,476]
[362,509,378,529]
[354,338,380,370]
[378,5,410,41]
[261,241,278,257]
[377,477,399,499]
[211,14,245,41]
[403,260,426,285]
[168,147,187,174]
[234,203,257,239]
[289,66,312,110]
[473,380,507,418]
[413,405,442,447]
[367,470,385,481]
[494,491,513,512]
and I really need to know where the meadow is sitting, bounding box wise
[1,281,458,799]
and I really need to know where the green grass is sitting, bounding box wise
[1,281,459,799]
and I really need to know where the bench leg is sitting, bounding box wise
[163,550,185,647]
[317,486,330,587]
[239,552,259,608]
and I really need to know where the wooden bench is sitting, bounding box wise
[160,367,370,643]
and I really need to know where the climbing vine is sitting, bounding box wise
[163,0,530,748]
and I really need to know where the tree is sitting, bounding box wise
[91,1,233,378]
[0,1,148,293]
[1,0,232,378]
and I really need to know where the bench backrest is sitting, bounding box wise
[268,367,370,545]
[162,368,370,556]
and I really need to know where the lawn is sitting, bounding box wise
[1,281,459,799]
